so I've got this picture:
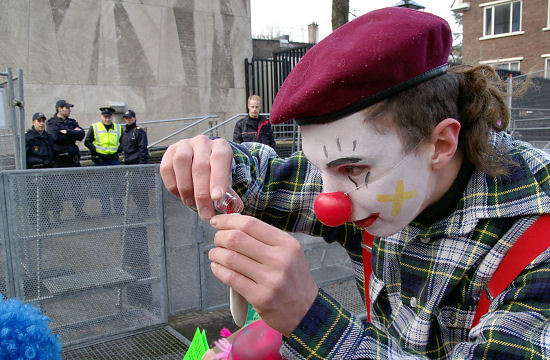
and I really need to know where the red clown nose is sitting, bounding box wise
[314,192,353,227]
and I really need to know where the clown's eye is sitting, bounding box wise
[340,165,369,177]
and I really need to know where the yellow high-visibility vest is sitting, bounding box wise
[92,122,121,155]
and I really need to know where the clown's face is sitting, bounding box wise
[301,110,435,237]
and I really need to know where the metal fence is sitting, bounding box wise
[0,164,353,351]
[509,69,550,150]
[244,44,313,114]
[0,68,25,170]
[1,165,165,348]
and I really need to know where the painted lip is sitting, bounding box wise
[354,213,380,228]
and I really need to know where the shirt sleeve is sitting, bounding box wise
[268,124,276,149]
[233,120,244,143]
[138,129,149,164]
[67,121,85,141]
[84,126,95,152]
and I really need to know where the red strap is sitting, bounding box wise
[471,215,550,328]
[362,231,375,321]
[256,120,269,141]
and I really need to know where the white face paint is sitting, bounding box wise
[301,110,433,237]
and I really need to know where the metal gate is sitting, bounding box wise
[0,68,25,170]
[244,45,312,113]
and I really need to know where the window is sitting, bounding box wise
[548,0,550,27]
[479,57,523,71]
[496,62,520,71]
[546,58,550,78]
[483,1,521,36]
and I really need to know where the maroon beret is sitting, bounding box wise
[270,7,452,125]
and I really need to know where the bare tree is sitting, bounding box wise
[332,0,349,31]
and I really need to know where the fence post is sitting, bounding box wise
[6,68,21,169]
[18,69,25,170]
[244,59,250,103]
[507,73,513,133]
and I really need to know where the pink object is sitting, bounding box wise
[214,338,233,360]
[229,320,283,360]
[314,192,353,227]
[220,328,233,338]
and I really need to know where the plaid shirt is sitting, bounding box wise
[231,131,550,359]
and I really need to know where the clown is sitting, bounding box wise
[161,7,550,360]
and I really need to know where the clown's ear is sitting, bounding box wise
[430,118,460,170]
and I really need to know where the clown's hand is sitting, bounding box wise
[208,214,319,337]
[160,135,239,220]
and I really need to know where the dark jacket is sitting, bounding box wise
[233,115,276,149]
[25,127,55,169]
[121,122,149,164]
[46,115,85,156]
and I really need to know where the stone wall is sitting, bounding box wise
[0,0,252,146]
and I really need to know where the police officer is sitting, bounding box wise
[84,107,123,166]
[121,109,150,215]
[46,100,87,220]
[26,112,54,169]
[46,99,85,167]
[84,107,123,216]
[26,112,56,226]
[120,110,152,307]
[121,110,148,165]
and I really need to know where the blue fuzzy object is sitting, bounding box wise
[0,295,62,359]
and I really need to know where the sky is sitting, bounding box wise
[251,0,461,44]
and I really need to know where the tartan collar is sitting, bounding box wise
[407,131,550,238]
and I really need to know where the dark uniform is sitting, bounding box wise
[121,122,148,164]
[233,114,276,149]
[46,114,85,167]
[25,127,55,169]
[121,110,152,307]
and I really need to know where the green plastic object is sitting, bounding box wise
[183,327,209,360]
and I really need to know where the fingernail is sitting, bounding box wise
[184,198,195,207]
[210,216,218,227]
[212,186,224,200]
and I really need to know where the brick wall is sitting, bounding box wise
[461,0,550,72]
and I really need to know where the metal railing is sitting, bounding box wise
[508,69,550,149]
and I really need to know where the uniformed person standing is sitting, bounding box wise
[26,112,56,226]
[84,107,123,166]
[121,109,152,308]
[121,110,148,165]
[46,99,87,220]
[84,107,123,215]
[26,112,54,169]
[46,99,85,168]
[121,109,150,214]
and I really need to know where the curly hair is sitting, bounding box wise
[368,65,515,176]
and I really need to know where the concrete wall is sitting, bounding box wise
[0,0,252,145]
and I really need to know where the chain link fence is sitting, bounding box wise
[0,164,353,353]
[509,69,550,150]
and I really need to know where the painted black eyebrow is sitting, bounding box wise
[326,157,362,168]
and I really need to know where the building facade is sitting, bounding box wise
[0,0,253,142]
[455,0,550,75]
